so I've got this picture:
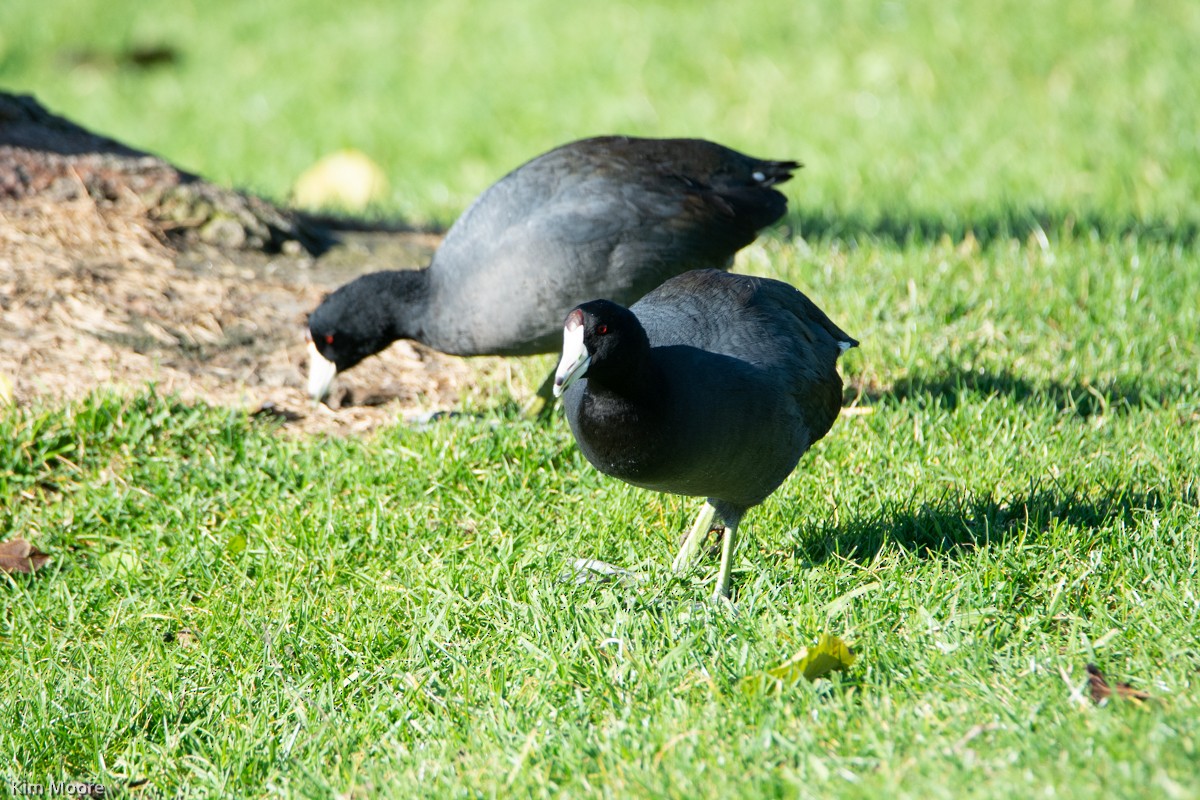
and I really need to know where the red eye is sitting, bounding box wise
[324,334,334,345]
[596,324,609,335]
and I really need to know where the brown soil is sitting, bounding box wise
[0,92,513,435]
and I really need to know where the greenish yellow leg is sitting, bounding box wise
[712,519,740,600]
[521,368,558,420]
[672,501,717,573]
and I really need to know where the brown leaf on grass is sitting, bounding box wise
[0,537,51,574]
[164,628,199,649]
[1087,663,1151,704]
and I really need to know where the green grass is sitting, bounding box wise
[3,1,1200,797]
[3,238,1197,798]
[4,0,1199,226]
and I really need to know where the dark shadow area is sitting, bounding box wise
[0,90,152,159]
[60,42,183,72]
[788,206,1199,248]
[1,91,341,256]
[294,209,440,236]
[792,484,1183,567]
[848,367,1183,418]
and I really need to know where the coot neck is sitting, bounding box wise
[575,352,675,483]
[580,350,668,436]
[591,357,660,406]
[369,268,433,343]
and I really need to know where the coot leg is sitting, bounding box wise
[521,367,559,419]
[672,501,717,573]
[713,518,742,600]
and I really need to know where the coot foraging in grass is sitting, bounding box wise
[552,269,857,599]
[306,136,799,408]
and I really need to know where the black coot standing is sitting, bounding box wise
[306,136,799,407]
[552,269,857,600]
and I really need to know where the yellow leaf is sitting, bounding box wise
[740,633,856,695]
[293,149,388,211]
[98,548,140,575]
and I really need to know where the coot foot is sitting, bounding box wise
[561,558,645,586]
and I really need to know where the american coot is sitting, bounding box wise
[552,269,857,599]
[306,136,799,406]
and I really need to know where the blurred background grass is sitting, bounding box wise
[4,0,1198,229]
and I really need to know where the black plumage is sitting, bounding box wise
[553,269,857,599]
[306,136,799,403]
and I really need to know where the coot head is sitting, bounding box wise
[552,301,649,398]
[306,275,402,400]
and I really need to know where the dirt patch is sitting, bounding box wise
[0,92,513,435]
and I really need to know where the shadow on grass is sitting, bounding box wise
[848,367,1179,418]
[788,205,1199,248]
[793,485,1178,566]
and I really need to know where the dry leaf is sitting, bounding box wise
[0,537,51,574]
[1087,663,1151,704]
[165,628,199,649]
